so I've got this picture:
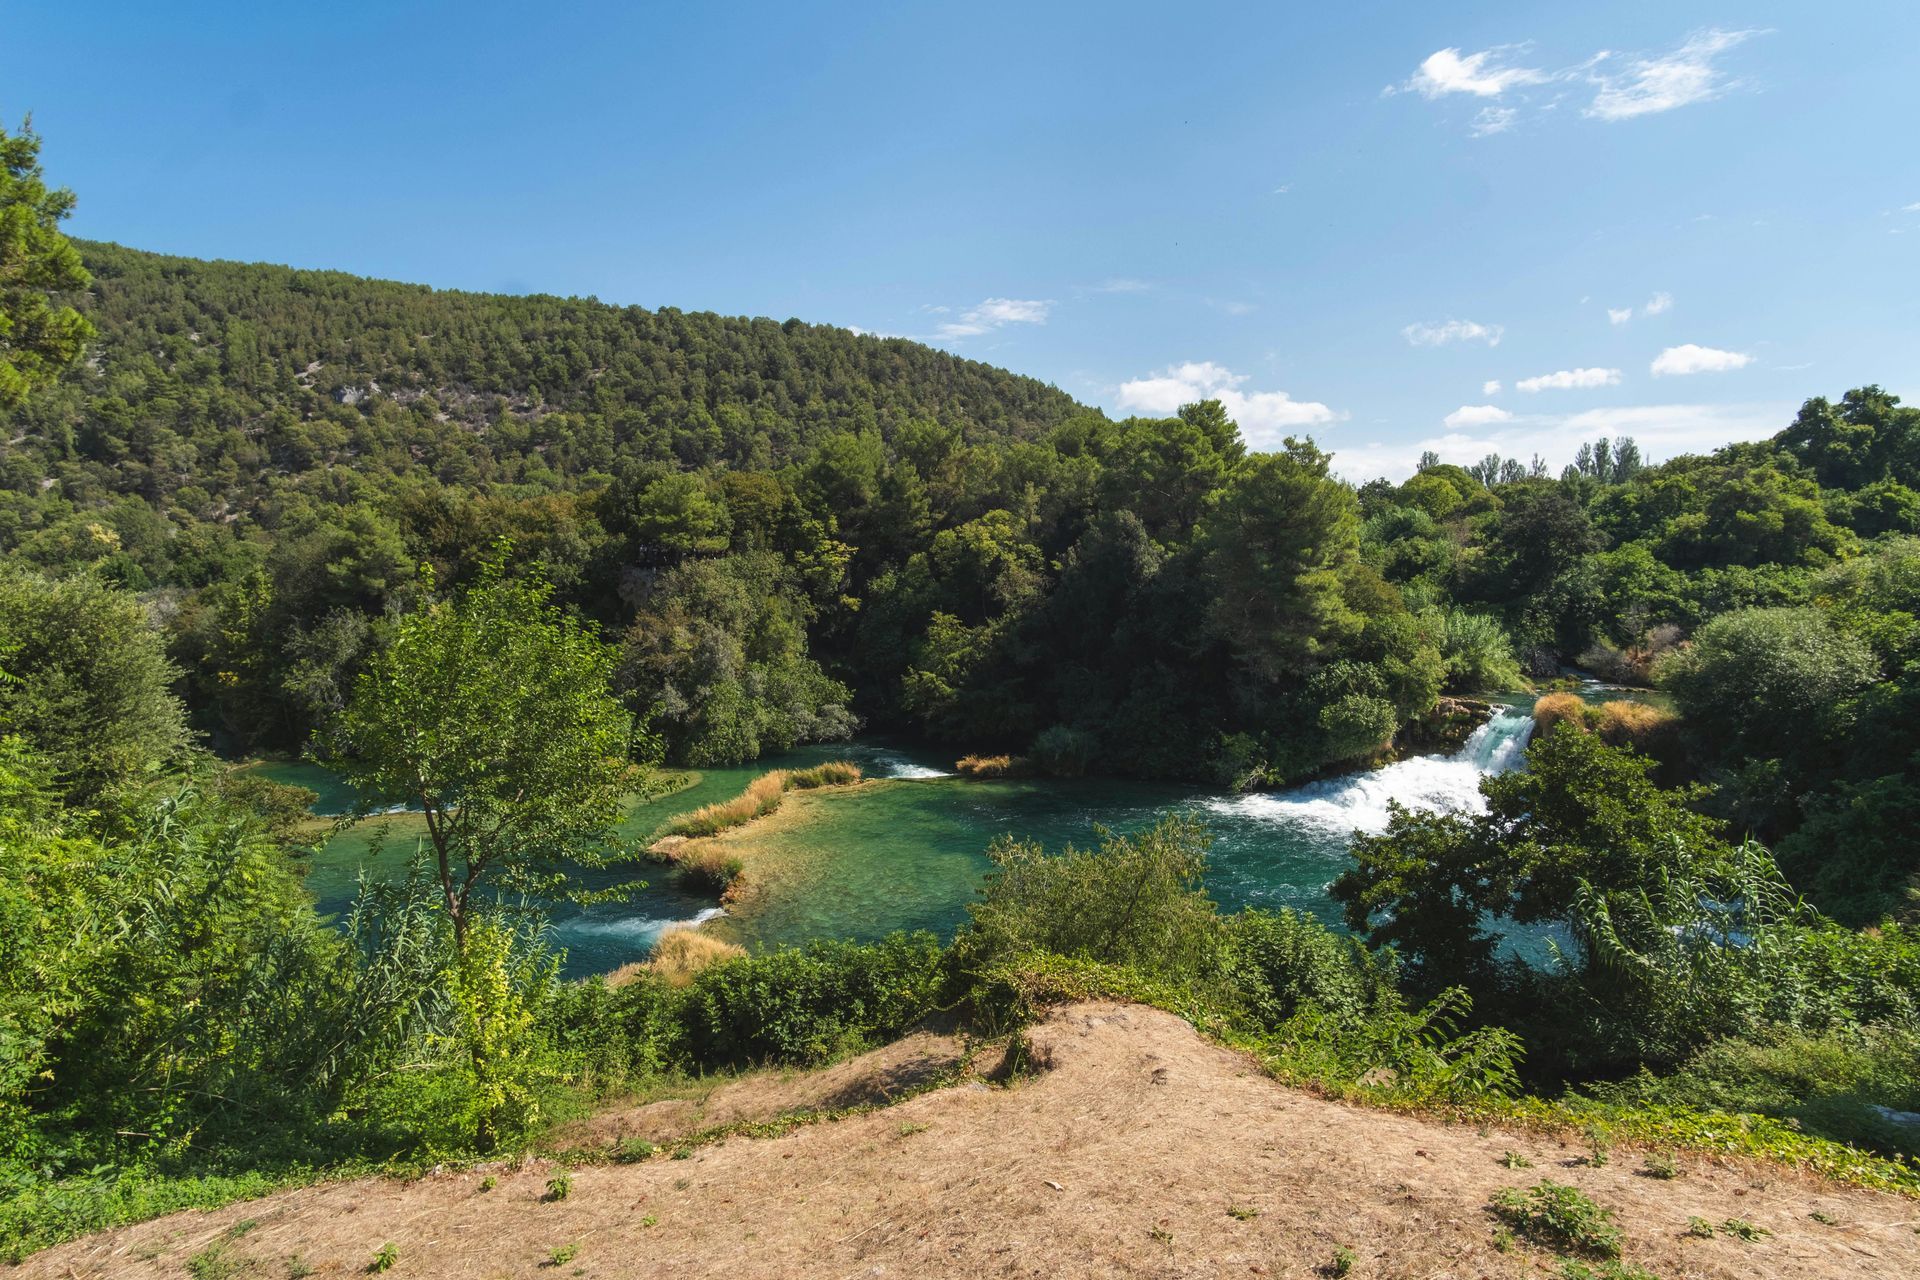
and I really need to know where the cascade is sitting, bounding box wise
[1206,704,1535,837]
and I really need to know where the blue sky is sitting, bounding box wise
[8,1,1917,478]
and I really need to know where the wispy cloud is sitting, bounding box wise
[1403,318,1504,347]
[1586,29,1764,121]
[1482,379,1503,396]
[1114,361,1340,450]
[1092,278,1151,294]
[932,297,1053,341]
[1517,367,1621,393]
[1394,46,1548,99]
[1392,29,1766,135]
[1607,291,1675,325]
[1651,343,1753,376]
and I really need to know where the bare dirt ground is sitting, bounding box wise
[22,1002,1920,1279]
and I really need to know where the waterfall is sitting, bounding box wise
[1205,704,1535,837]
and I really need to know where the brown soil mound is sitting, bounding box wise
[24,1003,1920,1279]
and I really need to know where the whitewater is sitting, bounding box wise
[1204,705,1535,838]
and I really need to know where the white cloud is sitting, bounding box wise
[1114,362,1339,450]
[1585,29,1763,121]
[1402,318,1504,347]
[1093,278,1151,293]
[1651,344,1753,376]
[1904,202,1920,213]
[1517,366,1622,393]
[1643,290,1674,315]
[1329,400,1790,482]
[1482,379,1503,396]
[1472,106,1518,137]
[1397,47,1548,98]
[933,297,1052,340]
[1394,30,1766,135]
[1608,307,1634,325]
[1444,404,1513,429]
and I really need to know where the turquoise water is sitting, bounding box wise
[252,708,1537,978]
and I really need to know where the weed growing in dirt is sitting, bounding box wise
[1721,1218,1769,1242]
[1322,1245,1356,1277]
[1685,1216,1715,1238]
[369,1242,398,1273]
[186,1245,244,1280]
[286,1256,315,1279]
[544,1171,573,1202]
[1491,1180,1623,1259]
[897,1122,929,1137]
[1810,1210,1839,1225]
[545,1243,579,1267]
[613,1137,656,1163]
[1500,1150,1533,1169]
[1584,1123,1612,1167]
[1226,1205,1260,1221]
[480,1175,498,1191]
[1640,1152,1679,1179]
[1556,1262,1662,1280]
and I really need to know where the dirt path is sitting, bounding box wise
[23,1002,1920,1278]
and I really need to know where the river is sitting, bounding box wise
[257,705,1537,977]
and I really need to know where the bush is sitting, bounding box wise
[1223,908,1393,1031]
[963,815,1223,984]
[1030,725,1098,777]
[1441,609,1523,693]
[679,934,945,1067]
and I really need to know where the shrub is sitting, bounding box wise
[1030,725,1098,777]
[679,933,945,1067]
[1223,908,1392,1031]
[1490,1180,1623,1259]
[962,815,1222,983]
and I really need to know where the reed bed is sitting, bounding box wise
[655,761,862,840]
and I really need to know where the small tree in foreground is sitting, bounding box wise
[330,562,649,945]
[327,559,651,1145]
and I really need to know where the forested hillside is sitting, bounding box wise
[6,242,1920,923]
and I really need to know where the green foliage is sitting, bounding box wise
[1490,1180,1623,1259]
[544,1170,572,1202]
[0,568,190,801]
[0,121,95,407]
[963,815,1224,984]
[327,561,648,942]
[369,1241,398,1272]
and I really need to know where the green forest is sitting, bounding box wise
[4,120,1919,1259]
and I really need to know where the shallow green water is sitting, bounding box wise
[252,708,1538,979]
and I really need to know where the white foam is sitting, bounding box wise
[1206,708,1534,838]
[866,751,951,779]
[562,905,725,945]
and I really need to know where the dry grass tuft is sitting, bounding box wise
[1532,692,1588,738]
[1534,693,1677,754]
[645,926,747,986]
[954,754,1034,779]
[656,764,862,839]
[788,760,861,789]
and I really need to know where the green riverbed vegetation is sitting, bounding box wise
[4,118,1920,1259]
